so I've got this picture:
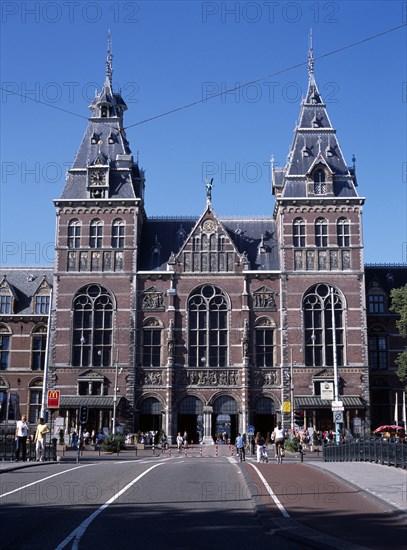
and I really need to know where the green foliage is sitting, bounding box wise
[285,436,300,452]
[101,434,125,453]
[390,284,407,386]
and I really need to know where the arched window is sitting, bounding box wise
[68,219,81,249]
[188,285,228,367]
[293,218,306,247]
[315,218,328,247]
[255,317,274,367]
[0,324,11,370]
[368,326,388,370]
[337,217,350,247]
[89,219,103,248]
[303,284,345,367]
[31,324,47,371]
[142,318,162,367]
[72,284,114,367]
[313,169,326,194]
[111,219,125,249]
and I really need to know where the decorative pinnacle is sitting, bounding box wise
[106,30,113,86]
[308,28,314,79]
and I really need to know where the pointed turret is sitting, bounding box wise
[59,33,144,202]
[273,38,358,200]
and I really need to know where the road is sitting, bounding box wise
[0,450,405,549]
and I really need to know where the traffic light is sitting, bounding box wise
[79,404,89,425]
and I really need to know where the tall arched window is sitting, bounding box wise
[31,324,47,371]
[28,379,43,423]
[72,284,114,367]
[111,219,125,248]
[303,284,344,367]
[315,218,328,247]
[337,217,350,247]
[67,219,81,249]
[188,285,228,367]
[313,169,326,194]
[142,318,162,367]
[255,317,274,367]
[293,218,306,247]
[89,219,103,248]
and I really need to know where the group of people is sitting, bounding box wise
[15,416,49,462]
[235,421,286,463]
[176,431,189,451]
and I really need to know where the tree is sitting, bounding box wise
[390,284,407,387]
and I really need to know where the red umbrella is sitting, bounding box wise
[373,425,405,433]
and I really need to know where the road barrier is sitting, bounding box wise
[323,439,406,469]
[0,425,57,462]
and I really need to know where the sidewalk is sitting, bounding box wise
[1,443,406,513]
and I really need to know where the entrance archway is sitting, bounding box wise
[253,396,276,439]
[139,397,162,439]
[212,395,238,442]
[177,396,203,444]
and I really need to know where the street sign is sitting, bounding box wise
[333,411,344,423]
[247,425,255,434]
[331,400,344,412]
[47,389,60,409]
[283,401,291,413]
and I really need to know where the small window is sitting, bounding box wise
[368,294,385,314]
[0,325,11,370]
[35,295,50,315]
[315,218,328,247]
[293,218,306,247]
[31,325,47,371]
[0,295,12,314]
[111,220,125,249]
[337,218,350,247]
[68,219,81,249]
[314,169,326,194]
[368,329,388,370]
[89,219,103,248]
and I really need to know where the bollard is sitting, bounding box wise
[230,445,234,456]
[215,444,218,457]
[168,447,171,457]
[184,447,187,457]
[200,447,203,457]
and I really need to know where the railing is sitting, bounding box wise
[0,425,57,462]
[323,439,406,469]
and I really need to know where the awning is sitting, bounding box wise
[295,396,366,409]
[59,395,123,409]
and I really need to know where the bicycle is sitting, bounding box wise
[237,446,245,462]
[275,441,284,464]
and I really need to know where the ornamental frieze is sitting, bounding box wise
[175,369,239,387]
[252,370,278,387]
[253,286,277,310]
[136,369,163,386]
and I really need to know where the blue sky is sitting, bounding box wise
[0,0,406,266]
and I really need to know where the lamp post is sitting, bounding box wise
[290,349,294,433]
[112,350,122,436]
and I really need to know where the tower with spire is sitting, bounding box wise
[50,36,146,425]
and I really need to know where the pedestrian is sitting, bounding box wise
[235,432,245,461]
[34,417,49,462]
[183,431,188,448]
[176,432,183,451]
[15,415,29,462]
[255,432,265,463]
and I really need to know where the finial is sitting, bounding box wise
[270,154,275,170]
[352,154,356,169]
[308,28,314,79]
[106,30,113,86]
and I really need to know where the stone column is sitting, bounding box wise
[202,406,214,444]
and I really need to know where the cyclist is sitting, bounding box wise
[273,421,285,462]
[235,432,245,462]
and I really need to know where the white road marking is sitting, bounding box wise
[248,463,290,518]
[0,464,95,499]
[55,462,164,550]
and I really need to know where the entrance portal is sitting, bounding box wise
[139,397,162,441]
[212,395,238,442]
[177,396,203,444]
[253,396,276,440]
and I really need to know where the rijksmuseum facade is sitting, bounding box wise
[1,47,406,443]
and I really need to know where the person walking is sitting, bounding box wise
[34,417,49,462]
[235,433,245,461]
[15,415,29,462]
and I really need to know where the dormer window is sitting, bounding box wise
[91,133,99,145]
[108,133,116,144]
[101,107,108,118]
[313,169,326,194]
[0,294,12,314]
[312,116,323,128]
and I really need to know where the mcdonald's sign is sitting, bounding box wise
[47,389,60,409]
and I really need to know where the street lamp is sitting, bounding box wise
[330,286,341,444]
[112,353,122,436]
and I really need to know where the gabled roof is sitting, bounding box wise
[0,268,53,314]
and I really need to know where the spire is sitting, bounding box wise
[308,29,315,82]
[106,30,113,87]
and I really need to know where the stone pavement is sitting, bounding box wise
[1,443,406,513]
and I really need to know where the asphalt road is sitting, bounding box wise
[1,452,405,549]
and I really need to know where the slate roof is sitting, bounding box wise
[0,268,53,314]
[273,56,358,199]
[138,216,279,271]
[365,264,407,299]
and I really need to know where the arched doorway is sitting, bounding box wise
[212,395,238,442]
[253,396,276,439]
[177,396,203,444]
[139,397,162,436]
